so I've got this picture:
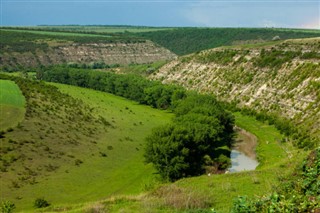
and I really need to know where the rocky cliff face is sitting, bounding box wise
[1,40,177,68]
[151,38,320,139]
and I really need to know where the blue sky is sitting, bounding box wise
[1,0,319,29]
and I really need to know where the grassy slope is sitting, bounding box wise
[52,83,173,195]
[1,82,172,211]
[0,80,25,131]
[35,112,306,213]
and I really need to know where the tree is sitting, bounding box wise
[145,106,234,181]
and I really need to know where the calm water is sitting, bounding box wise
[229,149,259,172]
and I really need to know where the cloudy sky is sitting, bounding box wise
[1,0,319,29]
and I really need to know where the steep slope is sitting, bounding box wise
[0,30,177,70]
[152,37,320,143]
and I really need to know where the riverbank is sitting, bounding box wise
[229,127,259,172]
[234,127,257,159]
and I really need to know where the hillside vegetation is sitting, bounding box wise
[0,29,176,70]
[0,74,172,211]
[1,27,319,213]
[0,80,25,131]
[152,37,320,147]
[138,28,320,55]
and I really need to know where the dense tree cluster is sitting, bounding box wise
[41,66,184,109]
[41,67,235,181]
[145,94,234,181]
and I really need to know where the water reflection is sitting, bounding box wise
[229,150,259,173]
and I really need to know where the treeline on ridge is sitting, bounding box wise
[40,66,235,181]
[137,28,320,55]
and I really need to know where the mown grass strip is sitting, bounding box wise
[0,80,25,130]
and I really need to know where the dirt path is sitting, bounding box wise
[233,127,258,160]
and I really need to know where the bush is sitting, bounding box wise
[1,201,15,213]
[34,198,50,208]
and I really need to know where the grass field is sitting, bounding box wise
[35,26,173,33]
[0,80,25,131]
[2,29,111,37]
[28,111,306,212]
[0,82,172,211]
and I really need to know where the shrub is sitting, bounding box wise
[1,201,15,213]
[34,198,50,208]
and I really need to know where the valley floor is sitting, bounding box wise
[25,112,307,213]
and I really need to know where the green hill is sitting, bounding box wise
[137,28,320,55]
[0,29,176,71]
[152,37,320,148]
[0,74,172,211]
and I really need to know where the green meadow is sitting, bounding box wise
[28,111,306,212]
[0,80,25,131]
[1,82,172,211]
[2,29,111,37]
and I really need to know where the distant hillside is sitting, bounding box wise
[152,37,320,146]
[138,28,320,55]
[0,30,176,71]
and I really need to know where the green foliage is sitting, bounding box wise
[1,201,15,213]
[118,61,168,76]
[138,28,320,55]
[34,198,50,208]
[300,51,320,59]
[231,196,255,213]
[196,50,238,65]
[67,62,120,70]
[145,94,234,181]
[41,66,186,110]
[232,148,320,212]
[41,66,235,182]
[253,49,301,68]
